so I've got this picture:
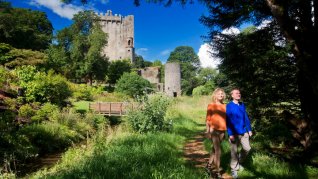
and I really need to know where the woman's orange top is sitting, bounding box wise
[206,103,226,131]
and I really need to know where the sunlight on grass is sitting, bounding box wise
[73,101,90,111]
[28,96,318,179]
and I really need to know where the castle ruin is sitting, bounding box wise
[165,63,181,97]
[99,10,135,62]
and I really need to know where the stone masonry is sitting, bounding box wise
[98,10,135,62]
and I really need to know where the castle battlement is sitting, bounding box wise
[98,10,135,62]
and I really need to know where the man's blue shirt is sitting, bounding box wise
[226,101,252,136]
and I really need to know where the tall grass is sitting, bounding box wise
[28,96,209,179]
[27,95,318,179]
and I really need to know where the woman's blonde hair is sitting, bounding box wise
[211,88,226,103]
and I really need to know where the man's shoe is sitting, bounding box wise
[231,170,238,179]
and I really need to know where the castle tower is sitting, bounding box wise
[99,10,135,62]
[165,62,181,97]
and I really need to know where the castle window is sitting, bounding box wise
[128,40,131,46]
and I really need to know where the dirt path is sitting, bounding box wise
[183,132,210,168]
[183,131,232,179]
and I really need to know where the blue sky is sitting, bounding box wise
[6,0,222,66]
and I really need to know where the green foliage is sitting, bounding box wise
[4,48,47,68]
[213,26,298,113]
[48,10,108,83]
[107,59,132,85]
[18,104,36,119]
[70,83,103,101]
[133,54,146,68]
[15,66,72,106]
[126,94,172,133]
[152,60,162,66]
[18,122,80,154]
[0,65,15,89]
[31,103,60,122]
[0,43,13,64]
[167,46,201,95]
[0,1,53,50]
[192,85,209,96]
[115,72,153,97]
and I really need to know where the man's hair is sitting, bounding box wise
[230,88,240,95]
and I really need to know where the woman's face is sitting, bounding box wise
[216,91,225,102]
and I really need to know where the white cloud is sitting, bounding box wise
[198,27,240,68]
[221,27,240,35]
[198,43,220,68]
[29,0,84,19]
[160,49,172,56]
[136,48,148,54]
[100,0,110,4]
[136,48,149,58]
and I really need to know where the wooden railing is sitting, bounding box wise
[89,102,134,116]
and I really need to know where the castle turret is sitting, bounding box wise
[99,10,134,62]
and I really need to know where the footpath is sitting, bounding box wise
[183,132,232,179]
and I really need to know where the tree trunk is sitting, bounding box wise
[297,54,318,155]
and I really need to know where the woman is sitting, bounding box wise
[205,88,227,177]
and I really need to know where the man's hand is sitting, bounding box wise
[248,131,253,137]
[229,135,235,142]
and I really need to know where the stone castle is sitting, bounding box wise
[99,10,135,62]
[98,11,181,97]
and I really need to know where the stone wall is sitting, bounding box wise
[99,10,134,62]
[164,63,181,97]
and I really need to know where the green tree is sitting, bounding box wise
[167,46,201,95]
[47,10,108,84]
[198,0,318,153]
[0,1,53,50]
[133,54,153,68]
[115,72,153,97]
[152,60,162,67]
[107,59,132,85]
[15,66,72,106]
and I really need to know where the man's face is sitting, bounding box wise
[231,90,241,101]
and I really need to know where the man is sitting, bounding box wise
[226,88,252,179]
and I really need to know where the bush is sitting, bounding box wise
[70,83,103,101]
[115,72,153,98]
[15,66,72,106]
[31,103,59,122]
[18,104,36,119]
[192,85,208,96]
[126,94,172,133]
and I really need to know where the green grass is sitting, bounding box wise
[73,101,90,112]
[28,96,209,179]
[27,96,318,179]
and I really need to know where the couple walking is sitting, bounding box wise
[205,88,252,179]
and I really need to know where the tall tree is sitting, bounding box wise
[198,0,318,154]
[214,25,299,112]
[62,0,318,153]
[167,46,201,95]
[107,59,132,85]
[0,1,53,50]
[47,10,108,84]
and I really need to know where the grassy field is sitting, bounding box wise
[28,96,318,179]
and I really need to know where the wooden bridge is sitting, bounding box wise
[89,102,135,116]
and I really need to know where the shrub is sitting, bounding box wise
[18,104,36,119]
[31,103,59,122]
[192,85,207,96]
[115,72,153,98]
[126,94,172,133]
[70,83,103,101]
[15,67,72,106]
